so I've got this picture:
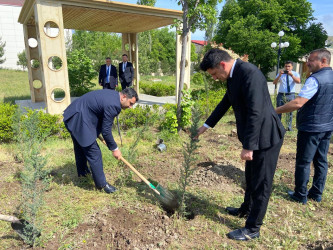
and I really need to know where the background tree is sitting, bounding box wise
[138,27,176,75]
[137,0,156,5]
[175,0,222,132]
[0,36,6,65]
[214,0,327,76]
[67,49,97,96]
[17,50,28,70]
[69,31,122,72]
[294,22,328,56]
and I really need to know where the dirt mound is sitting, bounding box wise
[53,206,178,250]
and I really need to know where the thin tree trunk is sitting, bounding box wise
[176,2,189,132]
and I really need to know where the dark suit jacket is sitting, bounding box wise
[206,59,285,150]
[119,61,134,84]
[99,64,118,89]
[63,90,121,150]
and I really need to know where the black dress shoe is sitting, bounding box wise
[99,183,117,194]
[287,190,307,204]
[227,227,260,241]
[226,207,249,218]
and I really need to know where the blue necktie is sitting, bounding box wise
[123,63,126,72]
[106,66,110,83]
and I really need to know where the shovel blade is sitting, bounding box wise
[11,219,40,244]
[155,184,179,212]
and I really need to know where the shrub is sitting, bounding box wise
[0,103,69,143]
[160,105,178,134]
[159,90,194,134]
[191,88,229,119]
[0,103,18,142]
[22,110,69,139]
[191,72,205,87]
[118,105,159,130]
[140,82,175,96]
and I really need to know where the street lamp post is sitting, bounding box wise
[271,31,289,95]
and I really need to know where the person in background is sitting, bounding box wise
[99,57,118,90]
[273,61,301,131]
[119,54,134,90]
[276,48,333,204]
[63,88,138,194]
[195,48,285,241]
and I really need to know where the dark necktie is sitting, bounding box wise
[286,74,290,93]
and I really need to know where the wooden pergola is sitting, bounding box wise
[18,0,191,114]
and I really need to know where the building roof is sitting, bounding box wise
[0,0,24,7]
[18,0,183,34]
[191,40,208,46]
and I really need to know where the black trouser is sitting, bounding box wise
[120,80,132,90]
[70,135,107,188]
[240,138,283,232]
[102,84,115,90]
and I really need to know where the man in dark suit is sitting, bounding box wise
[99,57,118,90]
[196,49,285,241]
[119,54,134,90]
[63,88,138,194]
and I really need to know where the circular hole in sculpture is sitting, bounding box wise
[48,56,62,71]
[33,80,42,89]
[124,43,130,52]
[43,21,59,38]
[31,59,40,69]
[51,88,65,102]
[28,38,38,48]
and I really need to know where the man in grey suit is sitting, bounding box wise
[196,49,285,241]
[119,54,134,90]
[63,88,138,194]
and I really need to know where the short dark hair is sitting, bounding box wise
[122,54,128,57]
[310,48,331,64]
[285,61,293,65]
[121,87,139,101]
[200,48,233,71]
[105,57,111,60]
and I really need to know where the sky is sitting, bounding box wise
[114,0,333,40]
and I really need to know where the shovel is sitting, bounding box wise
[0,214,39,243]
[98,135,179,212]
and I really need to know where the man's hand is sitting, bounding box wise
[112,149,122,160]
[279,69,285,75]
[194,126,208,140]
[240,149,253,161]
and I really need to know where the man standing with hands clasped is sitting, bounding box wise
[195,48,285,241]
[276,48,333,204]
[119,54,134,90]
[273,61,301,131]
[99,57,118,90]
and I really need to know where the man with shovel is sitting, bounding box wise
[196,48,285,241]
[63,88,138,194]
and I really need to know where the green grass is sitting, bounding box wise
[0,69,332,249]
[0,69,30,103]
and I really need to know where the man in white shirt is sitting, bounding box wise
[273,61,301,131]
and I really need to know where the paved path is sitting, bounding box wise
[15,83,302,112]
[15,93,176,113]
